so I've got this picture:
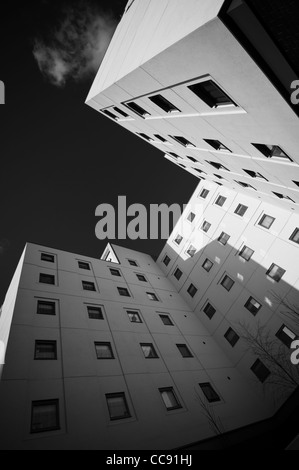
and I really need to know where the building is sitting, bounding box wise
[86,0,299,213]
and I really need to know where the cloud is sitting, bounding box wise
[33,3,118,86]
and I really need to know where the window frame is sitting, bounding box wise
[106,392,131,421]
[140,343,159,359]
[221,275,235,292]
[239,245,254,262]
[39,273,55,285]
[258,214,275,230]
[251,359,271,383]
[78,261,91,271]
[266,263,286,282]
[41,253,55,263]
[34,340,57,360]
[234,204,248,217]
[31,399,60,434]
[82,280,96,292]
[37,300,56,316]
[244,296,262,316]
[199,383,221,403]
[224,328,240,347]
[187,79,237,108]
[176,344,193,358]
[148,94,180,114]
[159,387,182,411]
[94,342,114,360]
[117,287,131,297]
[126,309,143,323]
[87,305,104,320]
[187,283,198,298]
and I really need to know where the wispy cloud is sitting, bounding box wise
[33,3,117,86]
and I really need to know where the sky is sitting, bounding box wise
[0,0,197,304]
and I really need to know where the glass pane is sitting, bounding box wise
[32,403,58,432]
[161,390,179,409]
[107,395,129,419]
[95,344,112,358]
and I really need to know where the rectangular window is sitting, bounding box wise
[39,274,55,285]
[174,268,183,281]
[136,274,147,282]
[218,232,230,246]
[176,344,193,358]
[117,287,131,297]
[251,359,271,383]
[138,132,154,142]
[252,143,292,161]
[243,169,268,180]
[95,342,114,359]
[159,314,174,326]
[148,94,180,113]
[266,264,286,282]
[37,300,56,316]
[187,284,198,298]
[200,189,209,199]
[106,393,131,420]
[235,204,248,217]
[87,305,104,320]
[174,234,183,245]
[31,400,60,433]
[235,180,257,190]
[140,343,158,358]
[159,388,182,411]
[199,383,221,403]
[128,259,138,266]
[113,106,129,118]
[154,134,168,142]
[34,341,57,360]
[102,109,118,120]
[41,253,55,263]
[147,292,159,301]
[239,246,254,262]
[202,258,213,272]
[204,139,231,152]
[224,328,240,347]
[203,302,216,319]
[163,255,171,266]
[276,325,297,348]
[170,135,195,148]
[244,297,262,316]
[126,101,150,118]
[290,228,299,244]
[78,261,90,270]
[258,214,275,229]
[221,275,235,292]
[127,310,142,323]
[215,196,227,207]
[188,79,236,108]
[110,268,121,277]
[82,281,96,291]
[186,245,196,257]
[201,221,211,233]
[273,192,295,203]
[187,212,196,223]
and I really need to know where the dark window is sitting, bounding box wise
[215,195,227,207]
[148,94,180,113]
[140,343,159,358]
[252,143,292,161]
[154,134,168,142]
[163,255,171,266]
[186,245,196,257]
[203,302,216,319]
[201,221,211,233]
[128,259,138,266]
[37,301,56,316]
[127,310,142,323]
[82,281,96,291]
[147,292,159,301]
[187,284,198,298]
[239,246,254,261]
[102,109,118,120]
[251,359,270,383]
[113,106,129,118]
[117,287,131,297]
[174,234,183,245]
[34,341,57,360]
[87,306,104,320]
[193,168,206,175]
[160,314,174,326]
[272,192,295,203]
[39,274,55,285]
[202,259,213,272]
[266,264,286,282]
[187,212,196,223]
[78,261,90,270]
[293,181,299,187]
[106,393,131,420]
[110,268,121,277]
[221,275,235,292]
[126,101,150,118]
[170,135,195,147]
[243,169,268,180]
[188,79,236,108]
[218,232,230,246]
[244,297,261,316]
[176,344,193,358]
[235,204,248,217]
[159,388,182,410]
[214,174,226,180]
[136,274,147,282]
[276,325,297,348]
[188,156,198,163]
[204,140,231,152]
[174,268,183,281]
[31,400,60,433]
[199,383,221,403]
[290,228,299,244]
[138,132,153,142]
[258,214,275,229]
[235,180,257,190]
[95,342,114,359]
[41,253,55,263]
[167,152,180,159]
[200,189,209,199]
[224,328,240,347]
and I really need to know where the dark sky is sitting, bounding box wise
[0,0,197,304]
